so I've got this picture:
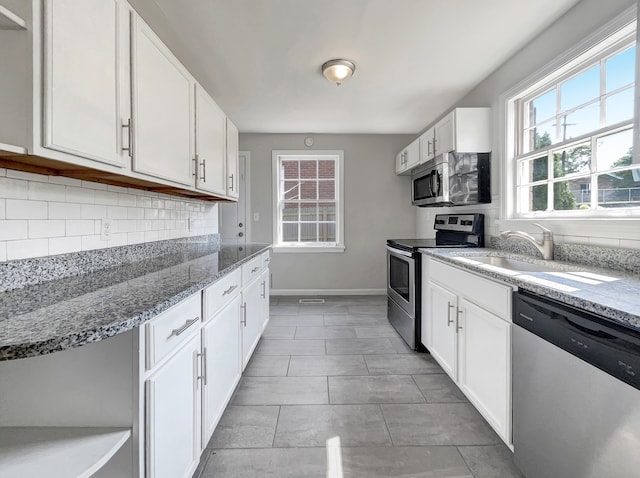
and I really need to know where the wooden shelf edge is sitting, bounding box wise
[0,426,131,478]
[0,5,27,30]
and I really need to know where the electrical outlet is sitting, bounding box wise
[100,218,113,240]
[253,213,259,222]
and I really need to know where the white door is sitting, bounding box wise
[458,298,511,442]
[195,85,227,195]
[132,16,194,186]
[427,281,458,380]
[202,295,242,446]
[226,119,240,198]
[219,152,249,245]
[43,0,128,167]
[146,334,201,478]
[435,111,455,156]
[241,277,263,369]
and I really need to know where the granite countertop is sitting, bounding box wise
[420,248,640,331]
[0,243,270,361]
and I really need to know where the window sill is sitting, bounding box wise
[272,245,346,254]
[496,217,639,241]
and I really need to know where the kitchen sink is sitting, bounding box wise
[465,255,557,273]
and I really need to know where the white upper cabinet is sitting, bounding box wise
[226,118,240,199]
[418,127,436,166]
[395,137,420,175]
[42,0,128,167]
[195,85,227,196]
[131,15,195,187]
[434,112,454,156]
[434,108,492,155]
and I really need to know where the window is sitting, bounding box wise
[272,151,344,252]
[509,20,640,217]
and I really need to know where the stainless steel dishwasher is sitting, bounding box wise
[513,290,640,478]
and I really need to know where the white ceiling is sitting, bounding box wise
[149,0,582,134]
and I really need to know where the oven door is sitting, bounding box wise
[386,245,415,317]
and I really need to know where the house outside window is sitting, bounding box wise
[508,20,640,217]
[272,150,345,252]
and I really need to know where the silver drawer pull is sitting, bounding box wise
[264,257,271,263]
[251,266,260,273]
[519,313,535,322]
[170,317,200,337]
[223,284,238,296]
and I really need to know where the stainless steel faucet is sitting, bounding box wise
[500,223,554,260]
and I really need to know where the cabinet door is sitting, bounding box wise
[434,112,455,156]
[146,334,201,478]
[426,281,458,380]
[418,127,435,165]
[241,277,263,369]
[395,150,407,174]
[132,16,194,186]
[405,138,420,170]
[195,85,227,195]
[226,119,239,199]
[202,295,241,446]
[42,0,128,167]
[457,298,511,443]
[259,268,270,332]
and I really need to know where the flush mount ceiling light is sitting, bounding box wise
[321,59,355,86]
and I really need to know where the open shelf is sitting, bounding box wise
[0,5,26,30]
[0,427,131,477]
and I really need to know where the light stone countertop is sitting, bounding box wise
[0,243,270,361]
[420,248,640,331]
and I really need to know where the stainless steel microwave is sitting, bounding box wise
[412,152,491,207]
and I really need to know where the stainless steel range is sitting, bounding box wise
[386,213,484,350]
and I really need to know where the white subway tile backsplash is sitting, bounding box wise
[117,193,137,207]
[81,234,105,251]
[137,196,152,208]
[0,168,6,177]
[81,180,107,190]
[0,242,6,262]
[620,239,640,250]
[49,236,82,255]
[66,186,94,204]
[144,208,159,220]
[115,219,136,233]
[127,231,145,244]
[0,177,29,199]
[127,207,144,220]
[158,209,170,220]
[0,220,28,240]
[6,199,48,219]
[107,206,128,220]
[81,204,107,220]
[6,170,49,182]
[49,202,82,219]
[107,233,128,247]
[48,176,82,187]
[0,199,4,220]
[28,181,66,201]
[66,219,96,237]
[94,190,118,206]
[7,238,49,260]
[29,220,65,239]
[107,185,129,194]
[144,230,159,242]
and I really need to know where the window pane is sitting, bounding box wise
[528,89,556,125]
[300,203,317,221]
[283,180,299,200]
[527,121,556,152]
[605,88,634,125]
[596,129,633,171]
[300,160,317,179]
[597,168,640,208]
[561,65,600,111]
[318,180,336,200]
[318,160,335,179]
[319,202,336,221]
[300,180,318,200]
[319,222,336,242]
[606,45,635,92]
[527,184,548,212]
[553,178,585,210]
[553,143,591,178]
[563,103,600,139]
[282,203,299,221]
[300,223,318,242]
[282,160,299,179]
[282,223,298,242]
[521,155,548,183]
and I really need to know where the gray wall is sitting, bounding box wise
[240,134,415,293]
[417,0,639,249]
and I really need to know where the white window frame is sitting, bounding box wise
[498,5,640,240]
[271,150,345,253]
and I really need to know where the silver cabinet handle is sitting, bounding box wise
[251,266,260,273]
[192,156,197,177]
[169,317,200,337]
[200,158,206,182]
[240,303,247,327]
[121,118,132,157]
[261,280,266,299]
[264,257,271,264]
[197,348,207,385]
[456,308,463,331]
[228,173,235,191]
[447,302,455,326]
[223,284,238,296]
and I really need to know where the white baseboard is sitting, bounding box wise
[270,288,386,296]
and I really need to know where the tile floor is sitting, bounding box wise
[194,295,524,478]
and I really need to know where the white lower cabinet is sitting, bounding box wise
[201,295,242,446]
[241,274,264,369]
[423,256,514,447]
[145,332,201,478]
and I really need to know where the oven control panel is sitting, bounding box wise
[434,214,483,233]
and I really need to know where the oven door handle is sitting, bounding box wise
[386,245,413,258]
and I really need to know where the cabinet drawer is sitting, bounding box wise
[242,255,263,286]
[145,293,201,370]
[430,259,512,319]
[262,250,271,269]
[203,268,242,321]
